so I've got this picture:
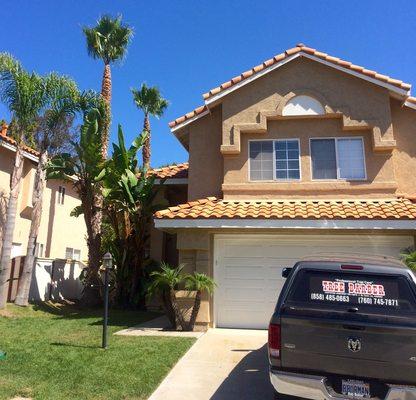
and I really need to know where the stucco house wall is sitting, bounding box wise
[161,48,416,329]
[0,143,88,262]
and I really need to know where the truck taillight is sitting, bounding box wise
[268,323,281,359]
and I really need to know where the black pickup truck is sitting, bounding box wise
[268,255,416,400]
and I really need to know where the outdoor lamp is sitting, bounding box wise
[103,252,113,270]
[102,252,113,349]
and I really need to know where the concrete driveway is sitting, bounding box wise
[148,328,275,400]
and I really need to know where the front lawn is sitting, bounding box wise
[0,303,195,400]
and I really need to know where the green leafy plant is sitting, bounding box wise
[46,96,106,305]
[400,247,416,271]
[184,273,216,331]
[131,83,169,168]
[97,126,166,307]
[148,263,186,329]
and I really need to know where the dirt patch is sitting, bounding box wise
[0,309,15,318]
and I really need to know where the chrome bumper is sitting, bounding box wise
[270,370,416,400]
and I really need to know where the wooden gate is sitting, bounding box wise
[7,256,25,302]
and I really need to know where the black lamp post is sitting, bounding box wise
[102,252,113,349]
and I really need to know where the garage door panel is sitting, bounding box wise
[215,234,413,329]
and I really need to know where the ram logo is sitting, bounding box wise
[348,337,362,353]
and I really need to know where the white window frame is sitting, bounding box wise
[309,137,367,181]
[248,138,301,182]
[65,247,81,261]
[58,186,66,205]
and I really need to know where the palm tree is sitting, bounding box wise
[184,273,215,331]
[148,263,186,329]
[0,54,48,309]
[131,83,169,168]
[83,14,133,157]
[14,74,78,306]
[46,92,106,305]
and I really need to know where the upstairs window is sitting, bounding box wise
[58,186,65,205]
[282,95,325,116]
[65,247,81,261]
[310,137,366,180]
[249,139,301,181]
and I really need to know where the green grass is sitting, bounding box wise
[0,303,195,400]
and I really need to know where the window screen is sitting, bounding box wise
[249,141,273,180]
[311,139,337,179]
[337,138,365,179]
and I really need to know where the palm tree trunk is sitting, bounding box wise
[80,187,102,306]
[169,289,186,330]
[186,290,201,331]
[101,63,112,158]
[0,147,25,309]
[14,150,48,306]
[142,114,151,168]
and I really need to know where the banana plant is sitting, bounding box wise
[46,99,106,304]
[97,125,166,306]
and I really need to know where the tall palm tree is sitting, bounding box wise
[83,14,133,157]
[0,54,48,309]
[14,74,78,306]
[131,83,168,168]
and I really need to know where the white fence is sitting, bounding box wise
[29,258,85,302]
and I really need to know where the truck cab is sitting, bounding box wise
[269,255,416,400]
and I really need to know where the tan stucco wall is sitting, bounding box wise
[224,118,396,199]
[0,145,88,261]
[188,105,223,201]
[391,99,416,197]
[182,57,416,200]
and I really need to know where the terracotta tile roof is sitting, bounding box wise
[149,162,188,179]
[168,105,208,129]
[203,43,412,100]
[0,123,39,157]
[155,197,416,220]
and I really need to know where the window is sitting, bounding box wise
[249,140,301,181]
[249,141,273,180]
[58,186,65,205]
[35,243,44,258]
[287,269,416,315]
[310,138,365,180]
[275,140,301,180]
[282,95,325,116]
[65,247,81,261]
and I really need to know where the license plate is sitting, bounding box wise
[341,379,371,398]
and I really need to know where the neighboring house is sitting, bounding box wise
[154,43,416,330]
[0,124,88,300]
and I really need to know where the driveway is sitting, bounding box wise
[148,328,274,400]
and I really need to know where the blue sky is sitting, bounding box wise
[1,0,416,167]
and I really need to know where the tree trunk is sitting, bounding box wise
[161,289,177,329]
[0,147,24,309]
[169,289,186,330]
[101,63,112,158]
[80,186,102,306]
[186,290,201,331]
[14,150,48,306]
[142,114,151,169]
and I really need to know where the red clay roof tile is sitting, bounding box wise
[154,197,416,220]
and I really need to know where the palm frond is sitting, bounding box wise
[83,15,133,64]
[131,83,169,118]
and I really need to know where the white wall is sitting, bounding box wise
[29,258,84,302]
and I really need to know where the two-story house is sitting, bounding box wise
[0,124,88,301]
[154,44,416,330]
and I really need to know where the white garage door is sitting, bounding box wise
[214,234,413,329]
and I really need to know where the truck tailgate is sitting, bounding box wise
[281,310,416,384]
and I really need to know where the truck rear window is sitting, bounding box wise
[287,270,416,313]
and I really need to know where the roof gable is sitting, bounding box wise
[169,43,415,131]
